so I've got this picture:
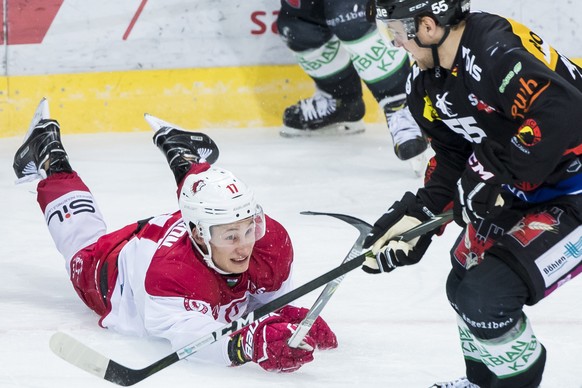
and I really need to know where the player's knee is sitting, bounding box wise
[323,0,373,41]
[276,11,332,52]
[452,256,527,340]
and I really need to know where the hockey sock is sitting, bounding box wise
[341,29,410,100]
[466,314,546,387]
[294,36,363,100]
[456,315,493,387]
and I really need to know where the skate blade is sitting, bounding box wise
[144,113,187,132]
[280,121,366,138]
[23,97,50,142]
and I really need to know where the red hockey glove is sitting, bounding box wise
[228,314,316,373]
[277,305,338,350]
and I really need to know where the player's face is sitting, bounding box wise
[378,17,436,70]
[209,218,256,273]
[400,39,434,71]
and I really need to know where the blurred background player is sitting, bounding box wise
[276,0,429,172]
[13,98,337,373]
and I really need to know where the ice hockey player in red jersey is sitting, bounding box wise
[12,98,337,373]
[362,0,582,387]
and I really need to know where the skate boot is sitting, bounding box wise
[13,98,72,183]
[145,114,219,183]
[429,377,480,388]
[280,90,366,137]
[384,102,428,161]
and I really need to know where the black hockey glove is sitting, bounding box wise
[362,192,435,274]
[454,140,512,227]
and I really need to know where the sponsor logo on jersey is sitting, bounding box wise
[515,118,542,146]
[510,78,551,119]
[183,298,212,315]
[461,46,482,81]
[508,208,562,247]
[435,92,457,117]
[468,94,496,113]
[535,225,582,287]
[499,62,523,93]
[46,196,96,226]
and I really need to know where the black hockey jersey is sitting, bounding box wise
[407,12,582,213]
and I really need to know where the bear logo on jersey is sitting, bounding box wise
[515,118,542,147]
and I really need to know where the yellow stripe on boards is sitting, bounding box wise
[0,65,381,137]
[2,59,581,137]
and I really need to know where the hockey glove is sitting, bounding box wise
[228,314,316,373]
[454,140,512,227]
[362,191,434,274]
[277,305,338,350]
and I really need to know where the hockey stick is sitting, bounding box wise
[49,209,453,386]
[287,211,372,348]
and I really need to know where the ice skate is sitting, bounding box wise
[429,377,480,388]
[13,98,72,183]
[385,103,429,176]
[146,114,219,182]
[280,90,366,137]
[386,104,428,161]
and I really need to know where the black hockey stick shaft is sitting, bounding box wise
[51,209,453,386]
[287,209,453,348]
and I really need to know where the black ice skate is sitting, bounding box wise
[146,114,219,183]
[13,98,72,183]
[280,91,366,137]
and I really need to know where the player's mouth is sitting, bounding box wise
[231,255,250,263]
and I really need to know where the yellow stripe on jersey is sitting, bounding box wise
[507,18,559,70]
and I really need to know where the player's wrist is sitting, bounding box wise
[227,334,250,366]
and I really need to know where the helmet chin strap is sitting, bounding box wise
[190,236,234,275]
[414,26,451,78]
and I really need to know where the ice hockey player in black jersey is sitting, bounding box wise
[362,0,582,387]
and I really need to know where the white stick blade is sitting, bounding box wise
[49,332,109,379]
[144,113,185,132]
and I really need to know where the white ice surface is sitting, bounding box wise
[1,124,580,387]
